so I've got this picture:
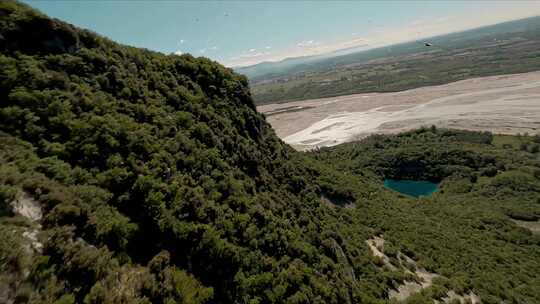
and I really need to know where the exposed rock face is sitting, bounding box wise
[366,236,397,271]
[22,229,42,253]
[511,218,540,234]
[0,191,43,304]
[10,192,42,222]
[366,235,481,303]
[439,290,481,304]
[10,192,43,254]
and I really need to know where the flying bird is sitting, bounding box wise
[424,42,433,47]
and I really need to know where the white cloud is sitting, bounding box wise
[297,40,319,48]
[265,46,272,49]
[342,37,366,46]
[231,51,271,60]
[225,2,540,67]
[435,16,451,23]
[174,50,183,55]
[409,19,426,26]
[199,46,219,55]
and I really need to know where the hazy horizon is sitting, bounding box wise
[24,1,540,67]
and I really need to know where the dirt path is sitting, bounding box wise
[258,71,540,150]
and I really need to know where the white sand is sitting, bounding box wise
[258,71,540,150]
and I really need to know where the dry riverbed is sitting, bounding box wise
[258,71,540,150]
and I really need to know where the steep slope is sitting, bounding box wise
[0,2,359,303]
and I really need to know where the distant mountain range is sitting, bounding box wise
[236,16,540,83]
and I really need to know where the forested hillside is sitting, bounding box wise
[0,2,348,303]
[1,2,539,304]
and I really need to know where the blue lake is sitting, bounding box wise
[384,179,438,198]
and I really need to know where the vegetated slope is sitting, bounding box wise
[1,2,540,304]
[247,16,540,104]
[0,2,361,303]
[311,128,540,303]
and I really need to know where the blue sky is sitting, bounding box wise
[25,1,540,67]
